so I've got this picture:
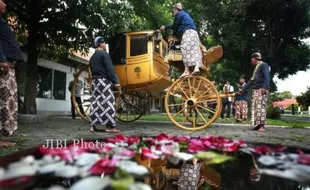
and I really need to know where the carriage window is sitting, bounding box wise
[130,35,148,56]
[109,34,126,65]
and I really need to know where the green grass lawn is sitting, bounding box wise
[137,113,310,128]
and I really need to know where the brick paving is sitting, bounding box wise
[1,116,310,156]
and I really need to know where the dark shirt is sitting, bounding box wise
[0,16,23,63]
[164,10,197,36]
[89,49,119,84]
[236,83,249,101]
[243,62,270,91]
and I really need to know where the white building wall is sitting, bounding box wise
[35,60,76,112]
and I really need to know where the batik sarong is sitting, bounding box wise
[235,100,248,121]
[0,67,18,136]
[89,78,116,126]
[181,29,202,67]
[251,89,268,126]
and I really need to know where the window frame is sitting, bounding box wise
[36,66,67,101]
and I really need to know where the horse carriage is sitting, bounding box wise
[71,30,233,131]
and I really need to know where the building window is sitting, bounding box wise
[36,66,66,100]
[53,70,66,100]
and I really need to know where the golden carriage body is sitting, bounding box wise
[71,30,231,130]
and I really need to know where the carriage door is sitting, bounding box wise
[126,34,151,85]
[109,34,127,85]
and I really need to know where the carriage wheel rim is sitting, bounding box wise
[165,76,222,131]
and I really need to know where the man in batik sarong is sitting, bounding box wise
[235,76,249,123]
[241,53,270,132]
[89,36,121,133]
[160,3,202,78]
[0,0,24,147]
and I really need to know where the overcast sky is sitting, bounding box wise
[274,68,310,96]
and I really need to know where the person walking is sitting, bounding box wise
[0,0,24,147]
[235,76,249,122]
[160,3,202,78]
[241,52,270,132]
[68,73,85,119]
[89,36,121,133]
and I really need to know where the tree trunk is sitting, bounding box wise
[22,25,39,114]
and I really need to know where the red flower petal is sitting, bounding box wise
[188,139,205,153]
[0,176,33,187]
[155,133,170,141]
[253,145,272,155]
[141,147,159,159]
[89,158,119,175]
[297,154,310,165]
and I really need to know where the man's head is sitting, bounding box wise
[239,76,245,83]
[172,3,183,16]
[224,80,229,85]
[251,52,262,65]
[94,36,106,50]
[0,0,6,15]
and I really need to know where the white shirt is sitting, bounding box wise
[223,84,234,102]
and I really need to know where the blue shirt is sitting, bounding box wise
[243,62,270,90]
[89,49,119,84]
[236,83,249,101]
[0,17,23,63]
[164,10,197,36]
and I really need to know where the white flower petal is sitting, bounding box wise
[55,165,79,178]
[69,176,110,190]
[2,165,37,180]
[39,161,65,174]
[129,182,152,190]
[74,153,100,167]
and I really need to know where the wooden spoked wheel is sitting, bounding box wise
[165,76,222,131]
[115,91,149,122]
[71,65,93,121]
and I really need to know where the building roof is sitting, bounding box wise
[273,99,298,107]
[68,48,95,64]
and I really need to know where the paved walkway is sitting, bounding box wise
[1,116,310,156]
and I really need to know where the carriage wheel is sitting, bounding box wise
[115,91,149,122]
[165,76,222,131]
[71,65,92,121]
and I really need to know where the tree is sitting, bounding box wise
[6,0,142,114]
[199,0,310,91]
[296,87,310,108]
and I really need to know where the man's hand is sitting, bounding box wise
[261,88,268,95]
[114,84,122,94]
[0,62,10,76]
[160,25,165,31]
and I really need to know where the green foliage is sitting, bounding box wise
[267,106,282,119]
[200,0,310,89]
[296,86,310,107]
[194,152,235,164]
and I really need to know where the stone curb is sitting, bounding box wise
[18,114,51,124]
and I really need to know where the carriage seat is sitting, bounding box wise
[164,35,208,63]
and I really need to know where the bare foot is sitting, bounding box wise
[258,126,265,132]
[179,72,190,78]
[191,68,200,75]
[0,140,16,147]
[89,125,95,132]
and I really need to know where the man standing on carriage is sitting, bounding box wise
[160,3,202,78]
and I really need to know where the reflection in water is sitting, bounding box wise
[25,151,309,190]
